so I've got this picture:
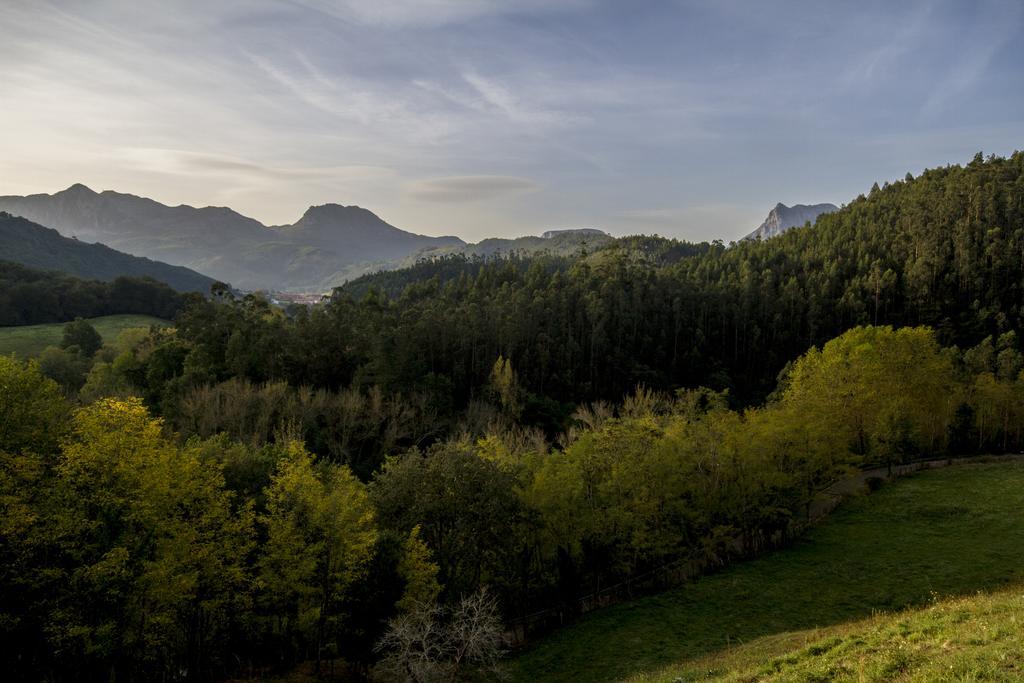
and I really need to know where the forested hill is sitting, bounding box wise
[0,260,193,326]
[315,152,1023,406]
[0,212,215,293]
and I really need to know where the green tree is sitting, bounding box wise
[258,441,377,671]
[36,345,90,394]
[51,398,255,680]
[395,525,442,614]
[0,355,69,455]
[371,442,526,603]
[781,326,957,463]
[61,317,103,357]
[488,355,523,417]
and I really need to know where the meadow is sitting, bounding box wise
[0,314,169,357]
[512,461,1024,682]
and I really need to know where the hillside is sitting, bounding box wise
[0,185,463,290]
[512,461,1024,682]
[334,228,615,294]
[428,227,613,260]
[634,588,1024,682]
[0,212,215,292]
[315,152,1024,405]
[0,260,192,326]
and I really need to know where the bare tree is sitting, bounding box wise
[374,589,506,682]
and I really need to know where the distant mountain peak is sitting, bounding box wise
[745,202,838,241]
[297,203,381,223]
[60,182,98,196]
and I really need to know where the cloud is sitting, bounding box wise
[407,176,538,202]
[460,71,580,127]
[0,0,1020,240]
[244,52,466,145]
[115,148,396,183]
[288,0,588,28]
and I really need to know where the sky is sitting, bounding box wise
[1,0,1022,242]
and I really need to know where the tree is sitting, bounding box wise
[259,441,377,671]
[374,589,505,682]
[370,443,525,603]
[488,355,523,418]
[396,525,442,614]
[50,398,255,680]
[60,317,103,357]
[36,345,90,393]
[781,326,958,462]
[79,353,138,402]
[0,446,52,678]
[0,355,69,455]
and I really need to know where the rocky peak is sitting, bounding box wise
[745,202,838,241]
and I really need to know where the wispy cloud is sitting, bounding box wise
[114,148,395,183]
[288,0,589,28]
[0,0,1020,239]
[407,176,539,203]
[460,71,580,127]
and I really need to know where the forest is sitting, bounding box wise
[0,260,191,326]
[3,152,1024,681]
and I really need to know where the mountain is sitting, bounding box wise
[0,185,465,290]
[276,203,463,256]
[0,212,215,293]
[744,202,838,241]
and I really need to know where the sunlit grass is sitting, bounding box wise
[511,462,1024,682]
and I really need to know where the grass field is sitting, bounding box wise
[0,314,170,357]
[634,588,1024,682]
[511,461,1024,682]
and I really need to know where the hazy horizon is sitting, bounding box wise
[2,0,1022,242]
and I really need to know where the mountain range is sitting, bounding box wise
[0,183,829,293]
[0,211,215,292]
[745,202,838,241]
[0,185,464,291]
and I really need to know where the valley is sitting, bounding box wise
[4,153,1024,680]
[2,2,1022,679]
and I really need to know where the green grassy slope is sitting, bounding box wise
[0,314,170,357]
[511,462,1024,682]
[633,588,1024,682]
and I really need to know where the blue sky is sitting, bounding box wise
[1,0,1022,241]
